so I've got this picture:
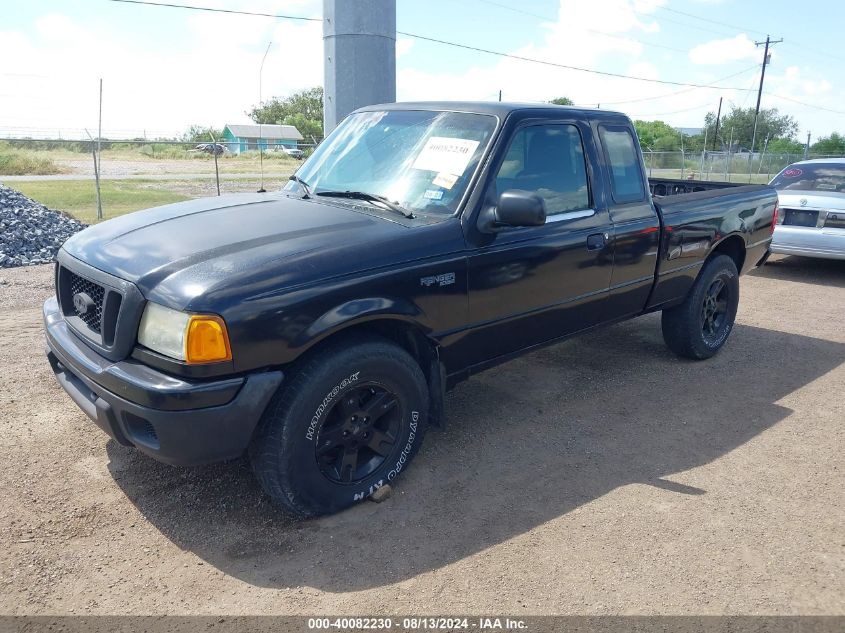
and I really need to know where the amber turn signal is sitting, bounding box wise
[185,315,232,364]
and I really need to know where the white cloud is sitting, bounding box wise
[689,34,758,65]
[396,38,414,58]
[0,1,324,137]
[1,0,842,140]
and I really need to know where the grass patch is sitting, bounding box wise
[0,142,63,175]
[11,180,192,224]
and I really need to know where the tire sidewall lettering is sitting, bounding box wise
[305,371,360,441]
[701,270,737,350]
[387,411,419,482]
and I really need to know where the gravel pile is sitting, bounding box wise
[0,184,87,268]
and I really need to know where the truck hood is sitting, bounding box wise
[776,190,845,211]
[61,192,457,310]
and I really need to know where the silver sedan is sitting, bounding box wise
[770,158,845,260]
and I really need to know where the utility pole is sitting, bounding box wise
[750,36,782,156]
[96,78,103,221]
[712,97,722,151]
[257,41,272,193]
[323,0,396,134]
[498,90,502,102]
[804,131,811,159]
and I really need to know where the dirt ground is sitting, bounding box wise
[0,255,843,615]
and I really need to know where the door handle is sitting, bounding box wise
[586,232,608,251]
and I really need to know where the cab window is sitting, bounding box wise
[599,125,645,203]
[495,124,590,216]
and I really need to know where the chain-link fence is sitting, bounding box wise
[0,137,315,222]
[642,150,845,184]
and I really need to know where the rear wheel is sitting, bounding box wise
[249,337,429,517]
[661,254,739,360]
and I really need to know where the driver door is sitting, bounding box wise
[463,121,614,365]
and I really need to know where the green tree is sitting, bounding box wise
[281,112,323,142]
[549,97,574,106]
[180,125,223,142]
[633,119,681,150]
[766,137,805,154]
[811,132,845,155]
[248,87,323,138]
[703,106,798,150]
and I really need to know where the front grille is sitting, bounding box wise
[55,252,142,361]
[68,271,106,333]
[782,208,818,228]
[58,263,124,347]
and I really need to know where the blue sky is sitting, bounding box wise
[1,0,842,140]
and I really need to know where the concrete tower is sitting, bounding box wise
[323,0,397,134]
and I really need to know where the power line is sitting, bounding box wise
[632,11,738,39]
[763,92,845,115]
[654,4,845,63]
[104,0,320,21]
[647,4,845,64]
[627,100,720,119]
[396,31,756,91]
[594,65,760,106]
[104,0,841,112]
[655,6,767,37]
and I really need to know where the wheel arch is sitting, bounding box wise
[293,306,447,427]
[708,233,746,273]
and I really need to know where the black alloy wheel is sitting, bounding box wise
[661,254,739,360]
[701,277,730,343]
[315,383,401,484]
[249,336,429,516]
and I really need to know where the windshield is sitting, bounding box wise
[285,109,498,215]
[770,163,845,194]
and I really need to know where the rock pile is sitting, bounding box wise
[0,184,86,268]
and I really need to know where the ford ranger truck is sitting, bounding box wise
[44,102,778,516]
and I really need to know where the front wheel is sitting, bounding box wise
[661,254,740,360]
[249,337,429,517]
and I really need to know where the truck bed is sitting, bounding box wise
[647,184,776,309]
[649,177,744,197]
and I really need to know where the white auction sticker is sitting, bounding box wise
[412,137,480,176]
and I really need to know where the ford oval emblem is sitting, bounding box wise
[73,292,95,315]
[800,198,808,207]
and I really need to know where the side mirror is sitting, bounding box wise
[477,189,547,233]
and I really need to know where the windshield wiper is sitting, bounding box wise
[288,174,312,199]
[316,190,415,219]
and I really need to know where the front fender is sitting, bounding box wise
[296,296,429,348]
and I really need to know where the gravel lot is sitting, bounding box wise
[0,255,843,615]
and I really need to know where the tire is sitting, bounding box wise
[249,336,429,517]
[661,254,740,360]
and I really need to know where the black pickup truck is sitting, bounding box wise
[44,102,777,516]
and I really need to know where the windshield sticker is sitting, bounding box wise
[433,172,459,190]
[783,168,803,178]
[424,189,444,200]
[413,137,480,176]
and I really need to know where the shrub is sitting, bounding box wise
[0,142,63,175]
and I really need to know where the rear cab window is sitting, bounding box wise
[598,125,645,203]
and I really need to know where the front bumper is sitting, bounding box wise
[44,297,283,466]
[771,226,845,261]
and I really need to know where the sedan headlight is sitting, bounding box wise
[138,302,232,364]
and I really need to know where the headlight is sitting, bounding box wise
[138,302,232,364]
